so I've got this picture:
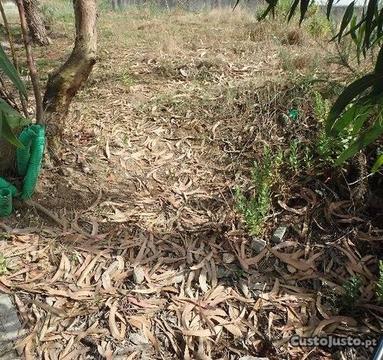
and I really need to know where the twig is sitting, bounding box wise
[16,0,44,124]
[0,0,28,117]
[24,199,68,229]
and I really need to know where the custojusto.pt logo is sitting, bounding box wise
[289,335,378,349]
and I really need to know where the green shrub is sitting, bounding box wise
[340,276,362,312]
[236,146,282,236]
[306,12,331,38]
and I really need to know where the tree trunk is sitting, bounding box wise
[43,0,97,149]
[24,0,51,46]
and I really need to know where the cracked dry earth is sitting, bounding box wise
[0,8,371,360]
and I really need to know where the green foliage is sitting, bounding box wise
[306,12,332,38]
[243,0,383,168]
[377,260,383,302]
[313,91,353,164]
[236,146,281,236]
[0,44,29,148]
[41,0,74,24]
[288,139,300,172]
[0,45,27,99]
[340,275,362,311]
[372,152,383,172]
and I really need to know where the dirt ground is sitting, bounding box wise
[0,5,382,360]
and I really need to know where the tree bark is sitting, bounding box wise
[24,0,51,46]
[43,0,97,147]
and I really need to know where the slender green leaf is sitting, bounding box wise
[327,0,334,19]
[343,15,365,39]
[258,4,274,20]
[326,73,379,134]
[331,103,371,135]
[0,112,24,148]
[0,44,27,100]
[299,0,310,24]
[372,153,383,172]
[336,117,383,164]
[372,45,383,94]
[364,0,378,48]
[287,0,300,22]
[336,1,355,42]
[0,99,30,129]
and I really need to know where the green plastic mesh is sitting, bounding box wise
[0,188,12,217]
[0,124,45,216]
[16,127,34,177]
[17,125,45,200]
[0,178,18,197]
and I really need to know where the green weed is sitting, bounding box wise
[340,276,362,312]
[306,12,331,38]
[313,91,348,164]
[236,146,281,236]
[288,139,300,172]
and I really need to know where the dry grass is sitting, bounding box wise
[0,4,381,360]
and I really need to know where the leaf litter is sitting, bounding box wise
[0,8,382,360]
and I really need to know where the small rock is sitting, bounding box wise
[222,253,235,264]
[58,167,74,177]
[239,357,269,360]
[133,266,145,284]
[129,332,148,345]
[251,238,267,253]
[0,294,23,360]
[272,226,287,244]
[0,294,22,342]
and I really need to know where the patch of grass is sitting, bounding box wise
[117,70,136,88]
[236,146,282,236]
[41,0,74,25]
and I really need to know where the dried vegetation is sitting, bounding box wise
[0,4,382,360]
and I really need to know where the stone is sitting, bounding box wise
[251,238,267,253]
[222,253,235,264]
[0,294,22,359]
[272,226,287,244]
[239,357,269,360]
[133,266,145,284]
[59,167,74,177]
[129,332,148,345]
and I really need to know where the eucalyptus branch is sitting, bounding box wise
[16,0,44,124]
